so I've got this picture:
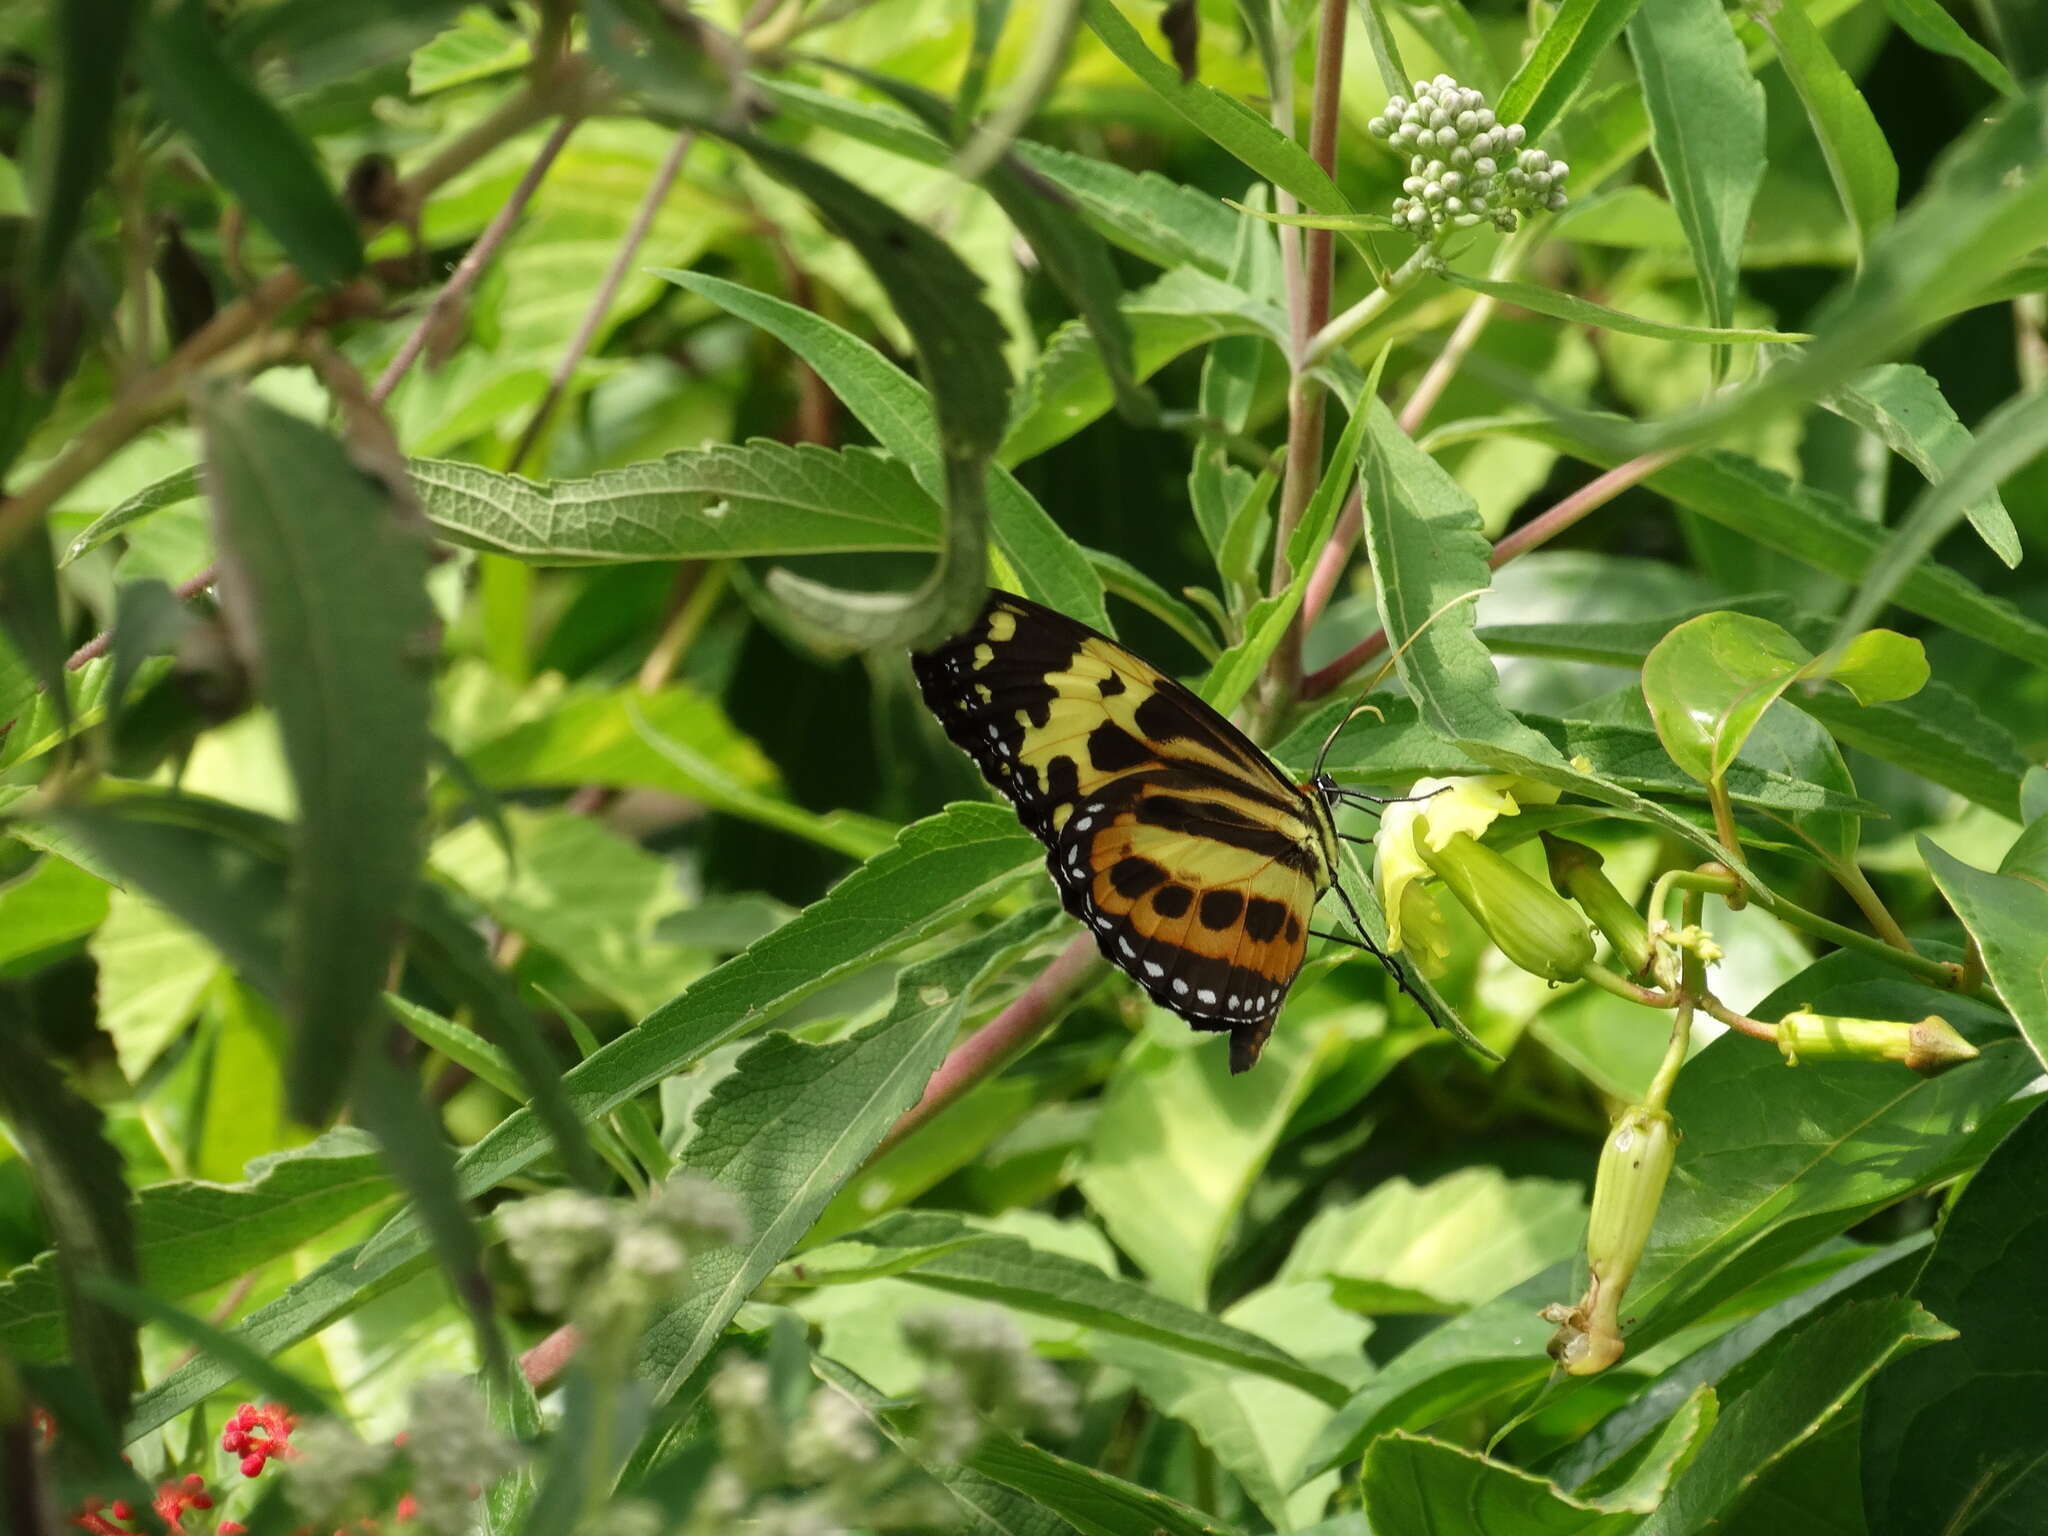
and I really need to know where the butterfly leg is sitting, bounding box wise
[1326,879,1445,1033]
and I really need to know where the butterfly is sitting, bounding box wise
[912,589,1429,1072]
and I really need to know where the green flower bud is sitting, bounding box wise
[1541,834,1651,975]
[1417,832,1595,982]
[1548,1105,1677,1375]
[1775,1009,1979,1076]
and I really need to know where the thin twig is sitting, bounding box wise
[372,115,580,407]
[1301,447,1684,700]
[1400,291,1496,436]
[1269,0,1349,696]
[506,130,699,475]
[1697,991,1781,1043]
[0,67,584,562]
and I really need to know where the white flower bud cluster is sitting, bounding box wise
[499,1176,748,1324]
[689,1356,954,1536]
[282,1419,396,1529]
[1367,74,1570,235]
[403,1377,524,1535]
[902,1308,1079,1463]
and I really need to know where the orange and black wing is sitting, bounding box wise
[912,591,1332,1070]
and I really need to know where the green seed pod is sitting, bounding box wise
[1417,832,1595,982]
[1549,1105,1678,1375]
[1775,1009,1979,1076]
[1541,834,1651,976]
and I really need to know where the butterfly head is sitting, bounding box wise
[1309,771,1344,807]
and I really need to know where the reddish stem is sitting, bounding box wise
[506,130,698,475]
[874,934,1103,1157]
[371,115,579,407]
[1300,448,1683,700]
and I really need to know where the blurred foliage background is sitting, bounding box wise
[0,0,2045,1532]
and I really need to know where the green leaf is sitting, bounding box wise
[1014,141,1239,274]
[229,0,472,85]
[1285,693,1873,818]
[1358,401,1563,762]
[1084,1009,1396,1296]
[457,684,888,860]
[1497,0,1645,139]
[88,887,221,1080]
[1554,1238,1920,1492]
[1199,385,1370,715]
[358,802,1039,1259]
[405,882,601,1193]
[1878,0,2019,97]
[1808,359,2021,567]
[1627,963,2032,1350]
[0,855,108,969]
[801,1211,1346,1404]
[1923,839,2048,1072]
[659,270,1108,634]
[407,5,528,94]
[0,1131,388,1362]
[1003,267,1285,467]
[1221,202,1402,234]
[724,135,1010,652]
[48,795,290,998]
[32,0,145,286]
[1641,611,1926,785]
[59,465,202,566]
[1309,949,2032,1475]
[82,1274,332,1418]
[755,78,1238,276]
[409,444,945,564]
[1363,1432,1640,1535]
[1978,0,2048,79]
[106,579,195,719]
[1795,679,2030,821]
[1828,384,2048,657]
[1666,81,2048,453]
[0,1020,138,1426]
[1280,1168,1585,1313]
[1637,1298,1952,1535]
[966,1427,1241,1536]
[200,386,433,1124]
[0,532,71,736]
[637,908,1054,1400]
[1084,1281,1364,1529]
[1628,0,1766,335]
[134,0,364,287]
[841,70,1154,430]
[1864,1101,2048,1536]
[1745,0,1897,256]
[428,808,701,1018]
[1082,549,1222,661]
[1431,264,1810,343]
[1474,606,2032,817]
[1081,0,1348,216]
[1485,419,2048,670]
[346,1042,506,1375]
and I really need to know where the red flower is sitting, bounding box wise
[221,1402,298,1479]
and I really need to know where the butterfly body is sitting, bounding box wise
[912,590,1352,1071]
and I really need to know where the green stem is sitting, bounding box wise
[1302,240,1441,367]
[1705,779,1747,907]
[1643,892,1704,1113]
[1829,856,1915,953]
[1646,862,1964,992]
[1581,962,1673,1009]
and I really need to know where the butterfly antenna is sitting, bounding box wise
[1311,700,1386,780]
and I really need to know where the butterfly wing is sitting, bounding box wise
[912,591,1334,1070]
